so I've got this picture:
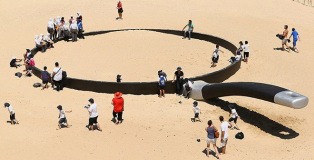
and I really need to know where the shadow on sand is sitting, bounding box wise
[206,98,299,139]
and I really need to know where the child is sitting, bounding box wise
[243,41,249,63]
[228,104,240,130]
[211,45,224,67]
[117,74,122,82]
[10,57,22,68]
[4,103,19,125]
[158,74,166,97]
[289,28,301,53]
[56,105,72,130]
[41,66,50,90]
[192,101,201,122]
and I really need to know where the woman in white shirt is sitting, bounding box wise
[63,22,71,41]
[35,35,45,52]
[228,104,240,130]
[70,20,78,42]
[44,33,54,48]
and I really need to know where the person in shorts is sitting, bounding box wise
[10,57,22,68]
[228,104,240,130]
[278,25,290,52]
[205,120,219,158]
[41,66,50,90]
[56,105,72,130]
[243,41,249,63]
[4,103,19,125]
[219,116,232,154]
[158,74,166,97]
[117,0,123,20]
[289,28,301,53]
[192,101,201,122]
[211,45,224,67]
[87,98,102,131]
[112,92,124,124]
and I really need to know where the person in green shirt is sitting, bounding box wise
[182,20,194,40]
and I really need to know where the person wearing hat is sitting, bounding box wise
[70,20,78,42]
[10,57,22,68]
[112,92,124,124]
[56,105,72,130]
[47,18,54,39]
[77,19,84,39]
[87,98,102,131]
[63,21,71,41]
[172,67,184,95]
[228,104,240,130]
[158,73,166,98]
[4,103,19,125]
[44,33,54,49]
[192,101,201,122]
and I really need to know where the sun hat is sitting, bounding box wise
[13,57,17,59]
[177,67,182,70]
[114,92,123,98]
[88,98,94,103]
[4,103,10,107]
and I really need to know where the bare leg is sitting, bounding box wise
[159,90,162,97]
[246,57,248,64]
[57,123,61,130]
[162,90,165,97]
[214,144,219,158]
[90,125,94,131]
[96,123,102,131]
[222,146,226,154]
[282,44,285,51]
[206,144,210,157]
[11,120,14,125]
[66,123,69,128]
[285,44,290,52]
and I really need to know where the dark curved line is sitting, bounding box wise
[30,29,241,94]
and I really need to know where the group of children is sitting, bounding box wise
[10,49,36,77]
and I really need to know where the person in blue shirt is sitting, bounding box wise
[77,19,85,39]
[289,28,300,52]
[182,20,194,40]
[158,75,166,98]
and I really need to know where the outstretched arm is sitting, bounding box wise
[182,25,187,31]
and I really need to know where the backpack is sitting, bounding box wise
[62,71,67,79]
[29,59,35,66]
[15,72,22,78]
[235,132,244,140]
[159,76,166,86]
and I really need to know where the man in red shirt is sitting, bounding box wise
[112,92,124,124]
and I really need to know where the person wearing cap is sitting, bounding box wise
[47,18,54,39]
[87,98,102,131]
[192,101,201,122]
[158,70,167,80]
[41,66,50,90]
[158,74,166,98]
[183,78,193,99]
[56,105,72,130]
[10,57,22,68]
[172,67,184,95]
[39,33,47,51]
[112,92,124,124]
[228,104,240,130]
[77,19,84,39]
[63,21,71,41]
[52,62,63,91]
[35,35,46,52]
[44,33,54,49]
[70,20,78,42]
[4,103,19,125]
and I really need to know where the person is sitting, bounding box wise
[172,67,184,95]
[205,120,219,158]
[243,41,249,63]
[56,105,72,130]
[289,28,301,53]
[87,98,102,131]
[278,25,290,52]
[211,44,224,67]
[63,22,71,41]
[183,78,193,98]
[69,15,74,25]
[44,33,54,49]
[228,104,240,130]
[59,17,65,38]
[52,62,63,91]
[23,49,32,61]
[116,0,123,20]
[112,92,124,124]
[10,57,22,68]
[70,20,78,42]
[47,18,54,39]
[35,35,46,52]
[192,101,201,122]
[236,41,244,56]
[55,16,62,39]
[117,74,122,82]
[41,66,50,90]
[158,74,166,97]
[77,19,85,39]
[25,55,35,77]
[182,20,194,40]
[229,51,242,63]
[4,103,19,125]
[77,12,82,22]
[219,116,232,154]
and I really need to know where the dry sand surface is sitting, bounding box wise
[0,0,313,160]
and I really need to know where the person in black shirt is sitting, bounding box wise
[172,67,184,95]
[10,57,22,68]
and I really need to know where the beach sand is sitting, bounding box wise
[0,0,313,159]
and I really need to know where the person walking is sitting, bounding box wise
[4,103,19,125]
[158,74,166,97]
[243,41,249,63]
[70,20,78,42]
[228,104,240,130]
[278,25,290,52]
[182,20,194,40]
[87,98,102,131]
[112,92,124,124]
[172,67,184,95]
[56,105,72,130]
[192,101,201,122]
[116,0,123,20]
[289,28,301,53]
[205,120,219,158]
[219,116,232,154]
[52,62,63,91]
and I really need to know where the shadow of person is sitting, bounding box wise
[202,148,220,159]
[6,121,17,124]
[206,98,299,139]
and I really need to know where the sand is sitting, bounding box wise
[0,0,313,159]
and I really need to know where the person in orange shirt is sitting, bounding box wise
[112,92,124,124]
[116,0,123,20]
